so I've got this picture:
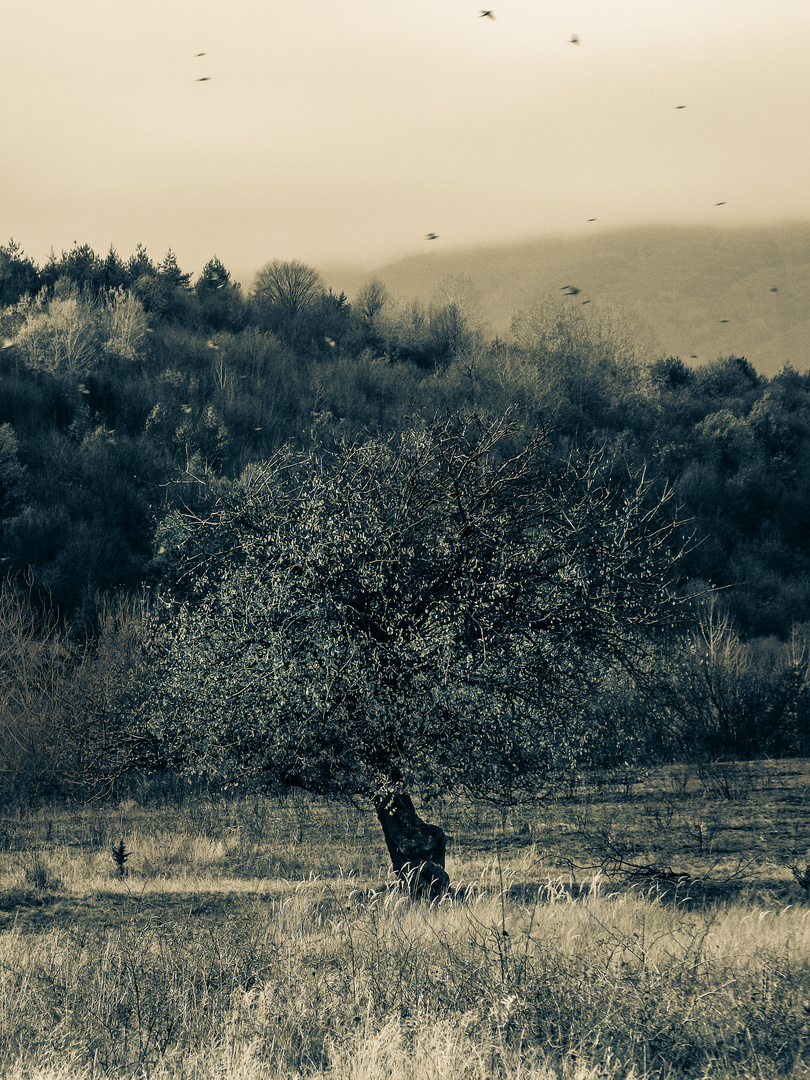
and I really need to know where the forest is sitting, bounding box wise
[1,236,810,802]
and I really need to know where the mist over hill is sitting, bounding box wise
[326,222,810,376]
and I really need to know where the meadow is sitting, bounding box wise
[0,759,808,1080]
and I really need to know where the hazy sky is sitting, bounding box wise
[4,0,810,285]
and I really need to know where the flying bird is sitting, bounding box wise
[770,287,779,292]
[587,218,597,222]
[196,76,211,81]
[479,10,495,18]
[714,201,726,206]
[675,105,687,109]
[425,233,440,240]
[194,52,206,57]
[569,34,580,45]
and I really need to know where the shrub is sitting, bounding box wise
[668,602,810,757]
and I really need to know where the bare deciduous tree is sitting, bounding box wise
[252,259,324,347]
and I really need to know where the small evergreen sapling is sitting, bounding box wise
[112,838,130,878]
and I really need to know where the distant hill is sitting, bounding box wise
[326,222,810,376]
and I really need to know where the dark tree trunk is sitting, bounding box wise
[374,790,450,899]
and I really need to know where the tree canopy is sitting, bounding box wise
[140,411,683,808]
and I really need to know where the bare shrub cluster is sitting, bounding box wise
[0,579,148,805]
[667,603,810,758]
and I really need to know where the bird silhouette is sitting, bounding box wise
[719,319,729,323]
[569,34,580,45]
[770,287,779,292]
[714,201,726,206]
[675,105,687,109]
[587,218,597,222]
[425,233,439,240]
[196,77,211,81]
[479,10,495,18]
[194,52,206,57]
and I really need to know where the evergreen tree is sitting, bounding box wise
[0,240,39,306]
[158,250,192,289]
[102,245,127,291]
[60,243,103,294]
[195,256,232,295]
[126,244,155,281]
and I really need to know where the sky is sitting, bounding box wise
[4,0,810,287]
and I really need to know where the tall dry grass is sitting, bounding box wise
[0,790,808,1079]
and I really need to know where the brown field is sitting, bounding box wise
[0,759,808,1079]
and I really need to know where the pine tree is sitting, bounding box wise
[159,249,192,289]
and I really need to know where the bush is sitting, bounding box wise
[0,581,151,804]
[668,602,810,757]
[0,579,75,804]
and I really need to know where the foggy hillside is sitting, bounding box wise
[327,222,810,376]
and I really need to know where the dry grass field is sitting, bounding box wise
[0,759,808,1079]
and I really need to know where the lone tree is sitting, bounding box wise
[252,259,324,348]
[134,411,683,896]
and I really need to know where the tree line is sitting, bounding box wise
[2,237,809,639]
